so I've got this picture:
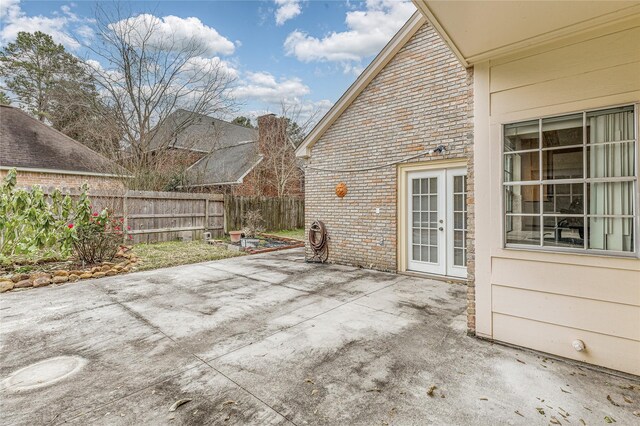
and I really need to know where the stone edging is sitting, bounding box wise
[0,254,140,293]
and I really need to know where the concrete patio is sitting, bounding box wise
[1,248,638,425]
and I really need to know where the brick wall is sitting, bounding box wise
[0,170,124,191]
[304,22,475,331]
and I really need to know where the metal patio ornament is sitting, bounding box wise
[335,182,348,198]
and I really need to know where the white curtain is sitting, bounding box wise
[588,108,635,251]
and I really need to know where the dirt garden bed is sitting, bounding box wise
[0,247,139,293]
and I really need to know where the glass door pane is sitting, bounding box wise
[452,175,467,267]
[411,177,439,263]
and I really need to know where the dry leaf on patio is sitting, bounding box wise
[305,378,315,385]
[632,410,640,417]
[560,387,571,393]
[427,385,437,397]
[479,397,488,401]
[622,395,634,404]
[169,399,192,412]
[604,416,616,423]
[222,400,236,406]
[516,358,526,364]
[536,407,545,415]
[550,416,561,425]
[514,410,524,417]
[367,387,382,393]
[579,420,586,425]
[311,389,319,395]
[607,395,620,406]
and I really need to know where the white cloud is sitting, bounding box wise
[245,98,332,128]
[234,71,310,104]
[233,71,331,127]
[184,56,239,80]
[274,0,302,26]
[108,14,235,56]
[284,0,415,73]
[0,1,88,49]
[0,0,20,21]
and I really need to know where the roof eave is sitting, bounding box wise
[412,0,640,67]
[295,11,427,159]
[412,0,469,67]
[0,165,131,179]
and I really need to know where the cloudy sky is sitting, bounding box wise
[0,0,415,123]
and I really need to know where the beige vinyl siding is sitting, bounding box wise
[491,62,640,115]
[489,27,640,93]
[492,314,640,374]
[493,285,640,341]
[474,19,640,374]
[491,257,639,306]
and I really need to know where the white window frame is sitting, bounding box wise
[501,104,639,258]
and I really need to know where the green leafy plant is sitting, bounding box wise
[0,169,87,259]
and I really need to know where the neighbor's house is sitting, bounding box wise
[0,105,124,190]
[149,110,304,197]
[296,1,639,376]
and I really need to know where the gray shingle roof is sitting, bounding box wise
[0,105,124,176]
[150,109,258,152]
[185,141,262,186]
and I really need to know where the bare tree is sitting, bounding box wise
[255,101,319,197]
[84,3,237,190]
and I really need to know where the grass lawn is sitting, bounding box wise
[132,240,244,271]
[268,228,305,240]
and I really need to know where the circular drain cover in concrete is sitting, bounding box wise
[2,356,87,391]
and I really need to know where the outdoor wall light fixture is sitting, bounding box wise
[572,339,586,352]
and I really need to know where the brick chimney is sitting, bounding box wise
[257,114,287,155]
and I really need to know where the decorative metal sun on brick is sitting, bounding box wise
[335,182,348,198]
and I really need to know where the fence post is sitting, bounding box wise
[223,195,228,234]
[122,191,129,244]
[204,198,209,233]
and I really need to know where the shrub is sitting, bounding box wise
[0,169,89,259]
[242,210,264,238]
[0,168,129,265]
[72,209,125,264]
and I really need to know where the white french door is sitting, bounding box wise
[407,168,467,278]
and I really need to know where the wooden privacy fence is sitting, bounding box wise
[40,188,224,244]
[224,196,304,232]
[122,191,224,244]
